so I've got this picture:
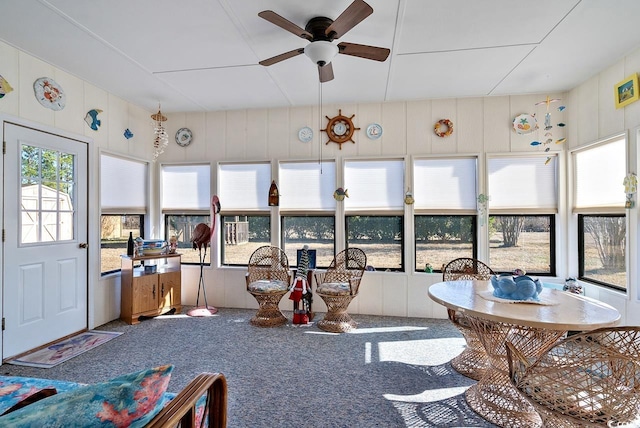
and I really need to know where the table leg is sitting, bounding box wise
[464,317,566,428]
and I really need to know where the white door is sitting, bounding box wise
[2,123,88,359]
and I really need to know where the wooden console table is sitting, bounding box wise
[120,253,182,324]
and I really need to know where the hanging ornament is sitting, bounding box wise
[404,190,415,205]
[624,173,637,208]
[477,194,489,225]
[531,96,566,160]
[268,180,280,206]
[333,187,349,201]
[151,106,168,162]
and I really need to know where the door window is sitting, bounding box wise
[20,145,76,244]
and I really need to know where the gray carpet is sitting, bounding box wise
[1,308,497,427]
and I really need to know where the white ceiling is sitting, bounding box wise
[2,0,640,113]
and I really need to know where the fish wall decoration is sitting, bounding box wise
[84,109,103,131]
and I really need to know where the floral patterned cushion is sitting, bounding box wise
[0,365,173,427]
[317,282,351,295]
[248,279,288,293]
[0,376,81,415]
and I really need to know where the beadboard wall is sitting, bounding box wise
[2,38,640,327]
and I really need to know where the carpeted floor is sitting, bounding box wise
[0,308,497,427]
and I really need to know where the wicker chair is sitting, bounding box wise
[315,248,367,333]
[442,257,495,380]
[245,246,291,327]
[506,326,640,427]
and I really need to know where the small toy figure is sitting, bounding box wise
[290,245,310,324]
[563,278,583,295]
[169,235,178,254]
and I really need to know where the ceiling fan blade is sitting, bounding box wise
[325,0,373,39]
[338,42,390,62]
[259,48,305,66]
[318,63,334,83]
[258,10,313,41]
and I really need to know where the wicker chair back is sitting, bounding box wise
[442,257,494,281]
[507,326,640,427]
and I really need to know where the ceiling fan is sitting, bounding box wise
[258,0,390,82]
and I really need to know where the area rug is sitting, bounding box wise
[7,330,123,368]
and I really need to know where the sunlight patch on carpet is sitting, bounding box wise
[7,330,122,368]
[378,337,465,365]
[384,386,470,402]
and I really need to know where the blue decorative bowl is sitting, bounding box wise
[490,274,542,301]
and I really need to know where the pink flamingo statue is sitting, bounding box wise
[187,195,221,317]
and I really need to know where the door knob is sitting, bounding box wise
[79,242,88,249]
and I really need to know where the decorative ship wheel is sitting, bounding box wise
[322,109,360,149]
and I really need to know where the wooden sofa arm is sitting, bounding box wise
[146,372,227,428]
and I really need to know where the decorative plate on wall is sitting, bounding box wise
[175,128,193,147]
[298,126,313,143]
[366,123,383,140]
[33,77,65,111]
[513,113,538,134]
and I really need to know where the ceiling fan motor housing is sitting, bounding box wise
[304,17,338,66]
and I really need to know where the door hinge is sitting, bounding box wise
[3,140,5,154]
[2,318,5,331]
[2,229,4,242]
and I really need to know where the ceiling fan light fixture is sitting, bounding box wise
[304,41,339,67]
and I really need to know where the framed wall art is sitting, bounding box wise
[614,73,639,109]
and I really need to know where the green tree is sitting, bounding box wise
[21,145,74,195]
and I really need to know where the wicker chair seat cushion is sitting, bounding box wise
[317,282,351,296]
[248,279,288,293]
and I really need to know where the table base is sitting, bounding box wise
[465,370,540,428]
[466,317,567,428]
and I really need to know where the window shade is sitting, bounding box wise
[161,164,211,211]
[574,137,625,210]
[279,161,336,210]
[100,154,147,213]
[344,159,404,210]
[488,156,557,211]
[218,163,271,211]
[413,157,477,210]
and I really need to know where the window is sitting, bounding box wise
[346,215,403,271]
[218,162,271,265]
[21,145,76,243]
[221,215,270,265]
[100,215,144,274]
[415,215,476,271]
[282,216,335,268]
[413,157,478,271]
[100,154,147,275]
[165,214,210,264]
[161,164,211,264]
[344,159,404,271]
[573,136,626,290]
[488,155,558,275]
[279,161,336,267]
[578,215,626,289]
[489,214,555,274]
